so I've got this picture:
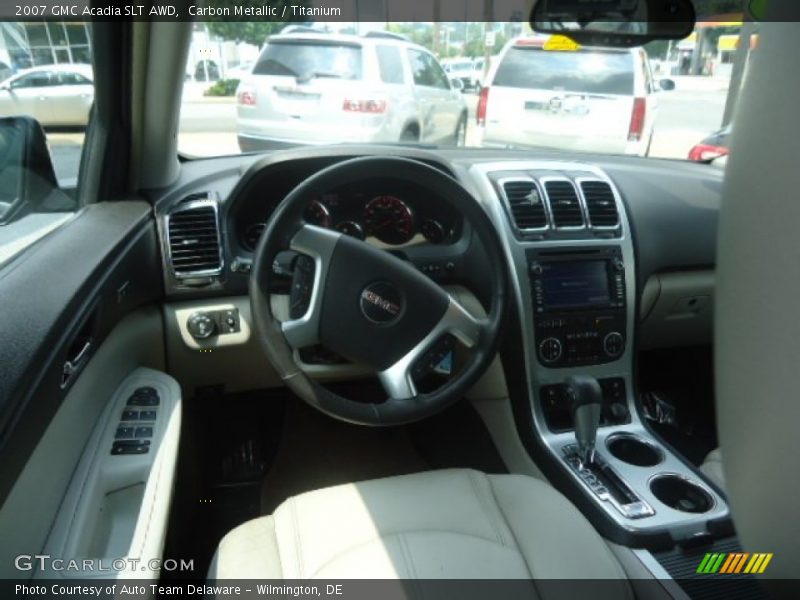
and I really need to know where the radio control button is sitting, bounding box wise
[603,332,625,358]
[539,337,563,364]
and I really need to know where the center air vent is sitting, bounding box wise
[580,180,620,228]
[166,197,223,278]
[544,180,584,228]
[500,178,548,231]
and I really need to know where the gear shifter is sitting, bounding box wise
[566,375,603,467]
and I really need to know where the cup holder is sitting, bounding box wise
[650,474,714,514]
[606,434,663,467]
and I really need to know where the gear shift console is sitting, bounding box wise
[565,375,603,467]
[562,375,655,520]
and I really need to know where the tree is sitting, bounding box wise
[386,23,434,48]
[203,0,311,47]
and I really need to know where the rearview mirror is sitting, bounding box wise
[0,116,65,224]
[530,0,696,48]
[450,78,464,92]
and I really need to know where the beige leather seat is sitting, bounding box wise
[209,468,631,592]
[700,448,725,491]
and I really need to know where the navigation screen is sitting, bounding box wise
[540,261,610,309]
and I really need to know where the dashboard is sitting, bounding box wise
[153,146,722,352]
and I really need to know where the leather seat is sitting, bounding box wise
[700,448,726,491]
[209,468,631,592]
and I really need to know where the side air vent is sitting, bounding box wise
[544,180,584,228]
[580,180,620,228]
[166,197,223,278]
[499,178,548,231]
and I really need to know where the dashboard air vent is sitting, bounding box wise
[500,179,547,231]
[167,197,223,278]
[581,180,619,228]
[544,180,584,228]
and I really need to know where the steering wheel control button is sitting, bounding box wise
[290,255,316,319]
[187,312,216,340]
[359,281,404,324]
[411,334,457,380]
[539,337,563,364]
[603,332,625,358]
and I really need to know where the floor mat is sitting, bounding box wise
[161,388,285,581]
[260,398,429,514]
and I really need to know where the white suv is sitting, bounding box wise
[477,36,673,156]
[236,31,468,151]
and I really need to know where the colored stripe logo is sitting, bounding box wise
[696,552,773,574]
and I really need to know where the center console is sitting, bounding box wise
[471,161,729,546]
[529,247,627,368]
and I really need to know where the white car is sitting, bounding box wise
[442,58,479,91]
[0,64,93,127]
[477,36,673,155]
[236,31,468,151]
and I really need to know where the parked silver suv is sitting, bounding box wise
[236,31,468,151]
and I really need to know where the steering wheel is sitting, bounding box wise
[250,157,509,426]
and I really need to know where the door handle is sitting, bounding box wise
[61,339,92,389]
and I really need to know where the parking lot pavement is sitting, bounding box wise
[45,79,730,180]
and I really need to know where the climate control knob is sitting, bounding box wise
[187,312,216,340]
[603,332,625,358]
[539,337,563,364]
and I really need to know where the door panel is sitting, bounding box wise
[0,201,162,509]
[0,308,164,577]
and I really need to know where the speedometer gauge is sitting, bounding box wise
[421,219,447,244]
[363,195,414,245]
[335,221,365,240]
[304,200,332,228]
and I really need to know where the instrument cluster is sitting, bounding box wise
[239,188,462,251]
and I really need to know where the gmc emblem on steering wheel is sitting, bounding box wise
[360,282,403,324]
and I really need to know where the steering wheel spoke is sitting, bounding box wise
[377,296,485,400]
[279,224,340,350]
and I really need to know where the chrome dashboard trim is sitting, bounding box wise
[468,160,729,536]
[164,197,224,280]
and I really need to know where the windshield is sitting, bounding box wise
[177,21,750,162]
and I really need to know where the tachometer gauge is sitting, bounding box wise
[243,223,265,251]
[421,219,447,244]
[304,200,332,228]
[335,221,366,240]
[363,195,414,245]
